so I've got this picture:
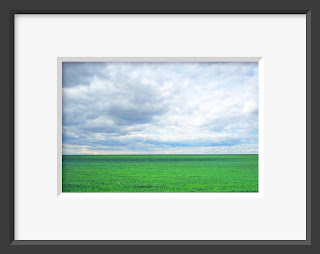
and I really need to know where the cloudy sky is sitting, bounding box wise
[62,62,258,155]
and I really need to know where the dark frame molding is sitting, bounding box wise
[7,9,312,247]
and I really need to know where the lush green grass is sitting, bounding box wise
[62,154,258,192]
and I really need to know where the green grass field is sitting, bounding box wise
[62,154,258,192]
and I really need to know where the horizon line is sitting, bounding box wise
[62,153,259,156]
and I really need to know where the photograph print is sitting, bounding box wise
[62,60,259,192]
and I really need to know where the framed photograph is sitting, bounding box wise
[1,1,314,250]
[59,57,261,195]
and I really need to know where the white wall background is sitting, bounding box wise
[15,14,306,240]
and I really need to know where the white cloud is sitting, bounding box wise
[62,62,258,154]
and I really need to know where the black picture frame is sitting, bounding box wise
[1,0,316,251]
